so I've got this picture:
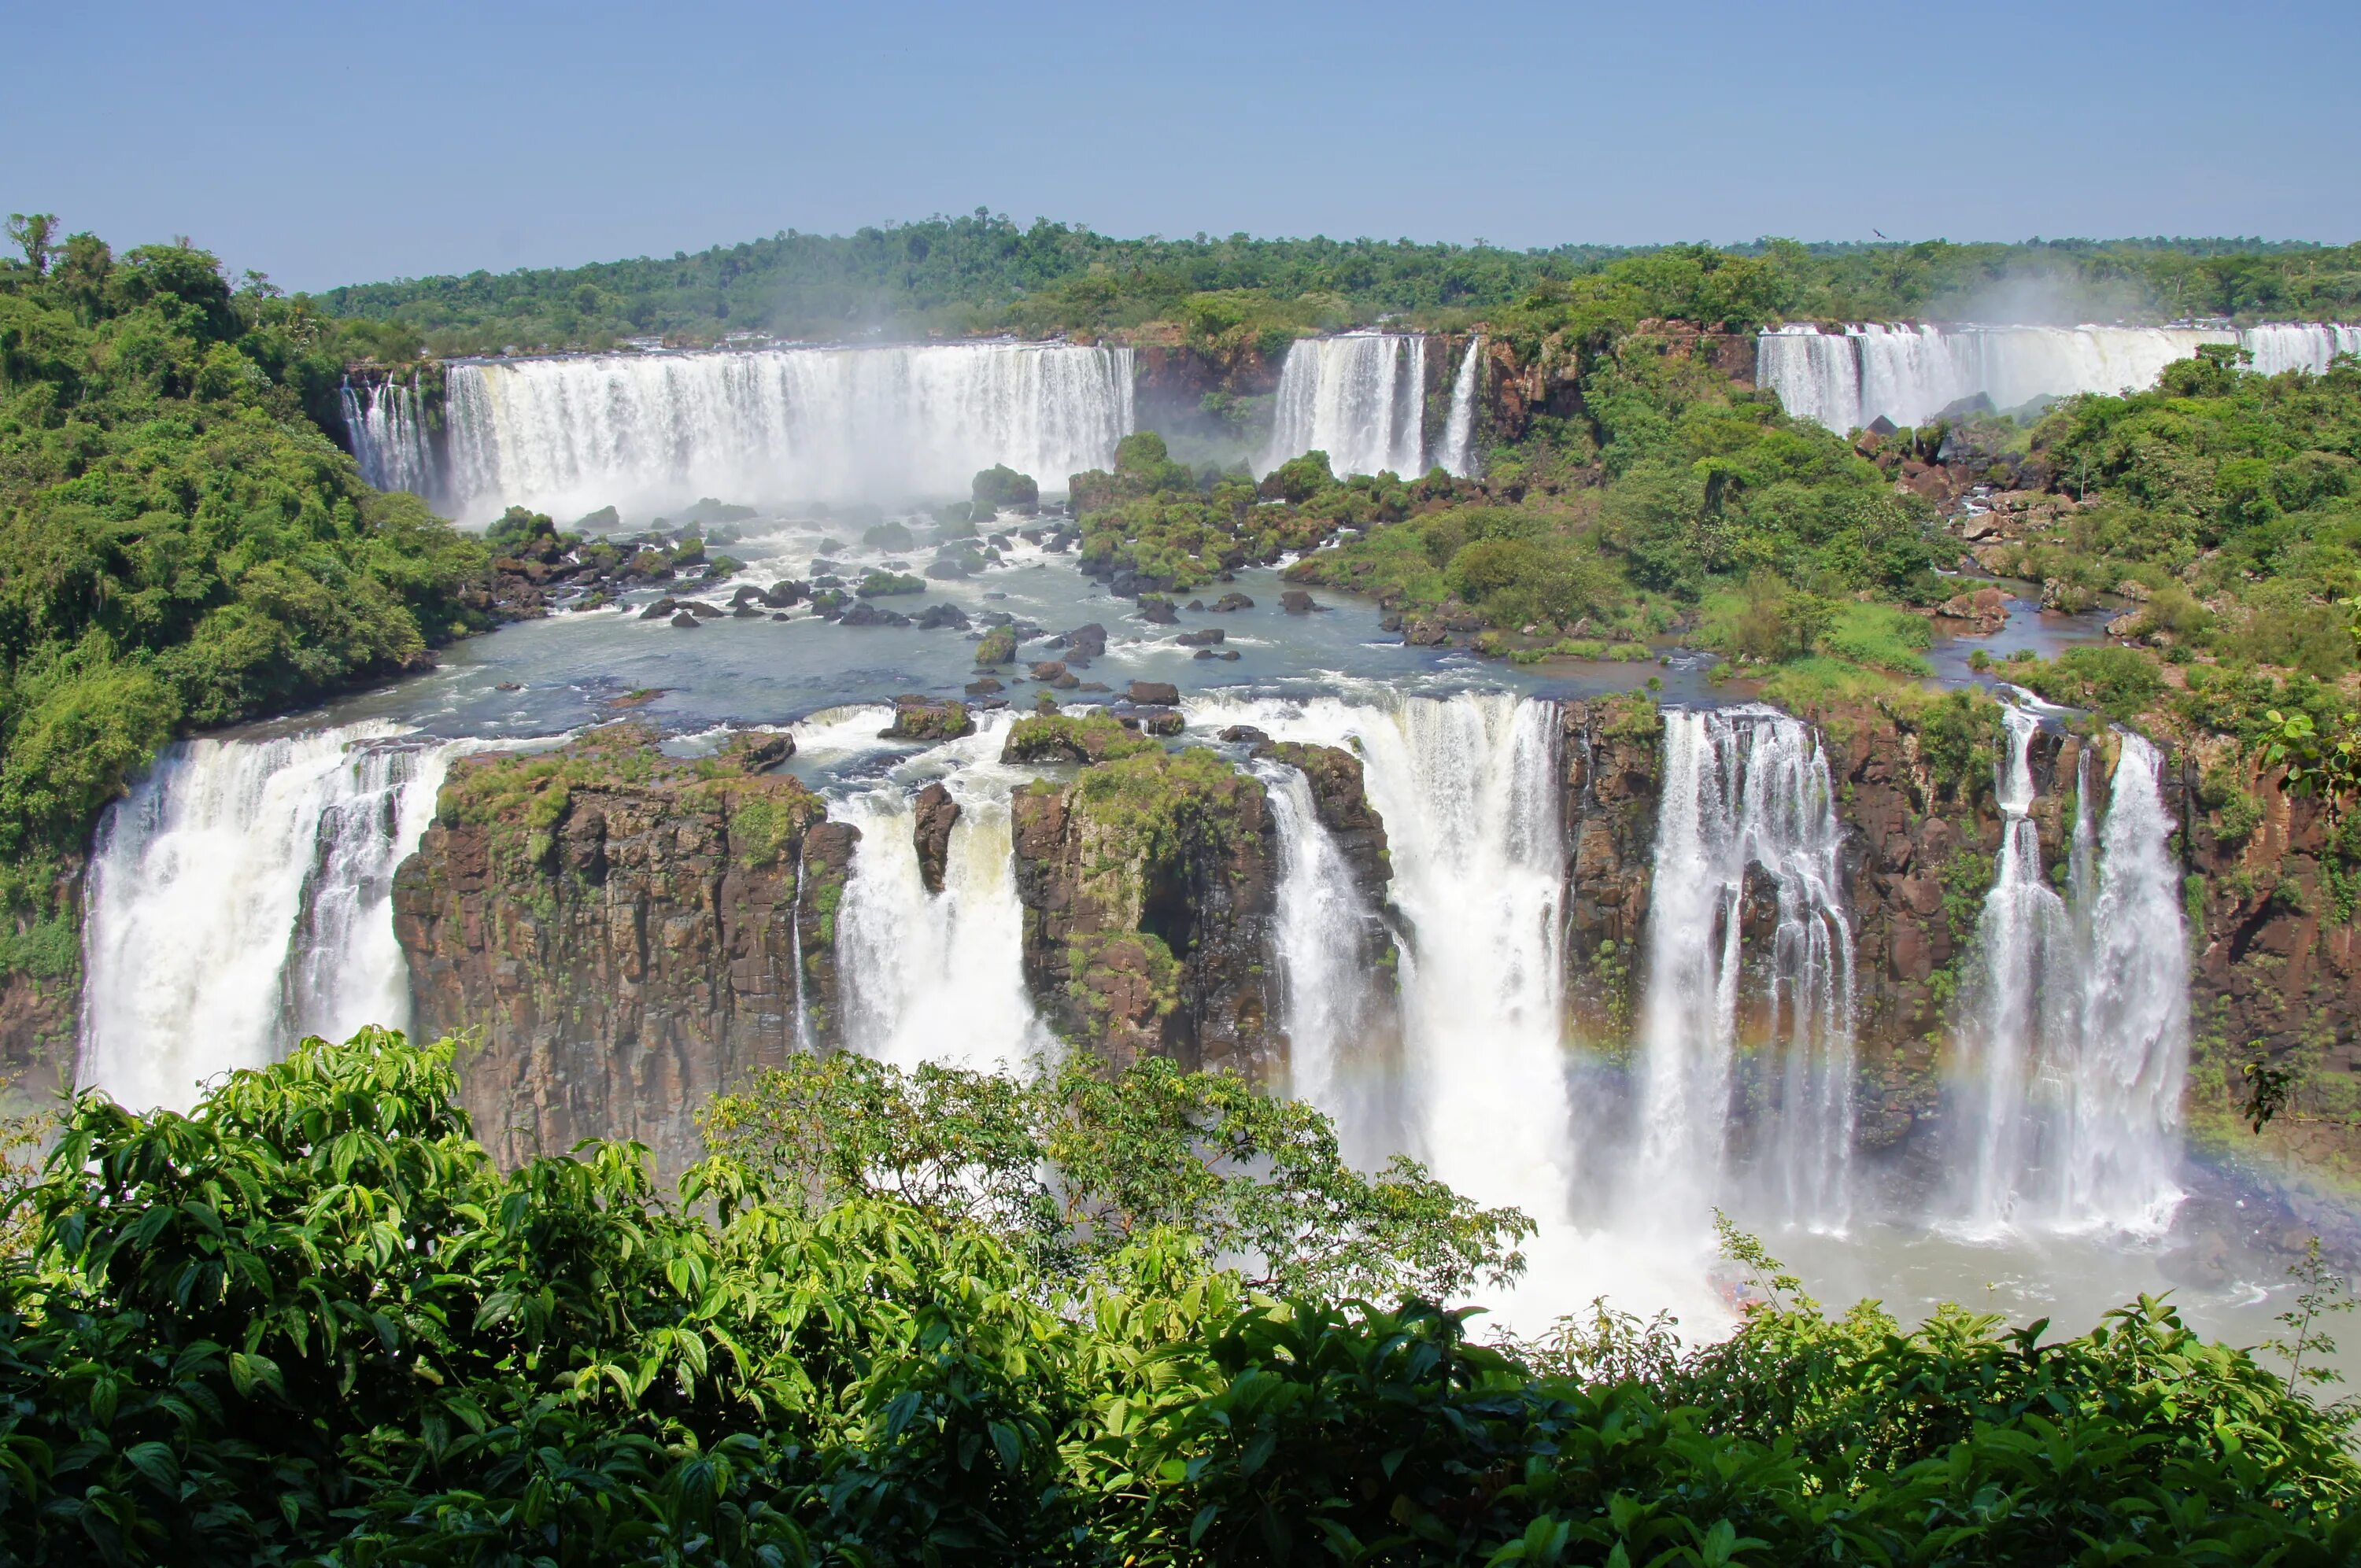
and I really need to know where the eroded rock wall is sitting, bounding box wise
[1008,737,1280,1074]
[392,725,829,1172]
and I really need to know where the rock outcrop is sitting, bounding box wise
[1555,697,1665,1043]
[911,783,961,895]
[1008,727,1280,1074]
[392,725,833,1173]
[2174,745,2361,1182]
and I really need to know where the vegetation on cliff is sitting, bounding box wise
[0,219,490,924]
[1,1029,2352,1565]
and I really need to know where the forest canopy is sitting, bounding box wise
[312,211,2361,358]
[0,1028,2352,1566]
[0,219,490,917]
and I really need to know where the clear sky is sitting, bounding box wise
[7,0,2355,293]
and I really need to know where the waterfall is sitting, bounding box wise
[2238,323,2361,377]
[81,726,464,1112]
[1254,759,1384,1138]
[1952,717,2188,1234]
[1188,692,1573,1223]
[1631,708,1857,1230]
[1264,333,1428,479]
[340,373,437,500]
[2065,734,2188,1230]
[1761,323,2241,430]
[441,341,1135,522]
[1954,705,2079,1231]
[831,731,1051,1076]
[1438,337,1483,477]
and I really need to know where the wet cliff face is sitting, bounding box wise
[1007,732,1279,1074]
[1809,704,2031,1150]
[1556,699,1664,1043]
[2174,747,2361,1181]
[391,725,829,1173]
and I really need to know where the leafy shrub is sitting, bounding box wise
[0,1030,2352,1566]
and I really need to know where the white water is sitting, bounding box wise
[340,374,437,499]
[2238,323,2361,377]
[1761,323,2236,430]
[1438,337,1483,478]
[1954,705,2080,1231]
[1630,708,1857,1232]
[1952,718,2188,1234]
[81,726,464,1112]
[1264,333,1428,479]
[1763,321,2361,431]
[441,341,1135,522]
[1254,758,1387,1145]
[1189,693,1572,1213]
[2066,734,2189,1230]
[831,721,1052,1076]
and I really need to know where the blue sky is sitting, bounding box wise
[7,0,2355,293]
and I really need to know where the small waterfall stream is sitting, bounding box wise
[2066,733,2189,1230]
[1254,758,1383,1131]
[339,374,437,500]
[1629,708,1857,1231]
[1439,336,1483,477]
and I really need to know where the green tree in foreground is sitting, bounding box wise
[0,1028,2354,1565]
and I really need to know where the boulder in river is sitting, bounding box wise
[881,696,976,742]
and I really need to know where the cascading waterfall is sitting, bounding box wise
[1631,708,1857,1230]
[2239,323,2361,377]
[441,341,1135,522]
[1763,320,2361,431]
[2064,733,2189,1230]
[1263,333,1428,479]
[1954,704,2080,1230]
[1438,337,1483,477]
[1189,692,1575,1226]
[339,374,437,499]
[1253,758,1384,1135]
[81,726,464,1112]
[1952,716,2189,1234]
[831,731,1051,1076]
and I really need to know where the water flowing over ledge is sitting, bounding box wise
[1759,321,2361,430]
[1952,712,2190,1238]
[1438,336,1484,478]
[1263,333,1428,479]
[1631,707,1857,1234]
[339,374,435,497]
[350,342,1137,522]
[80,725,466,1113]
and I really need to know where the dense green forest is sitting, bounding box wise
[315,211,2361,358]
[0,216,490,928]
[0,1028,2352,1565]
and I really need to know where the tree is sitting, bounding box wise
[6,212,56,275]
[698,1051,1535,1301]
